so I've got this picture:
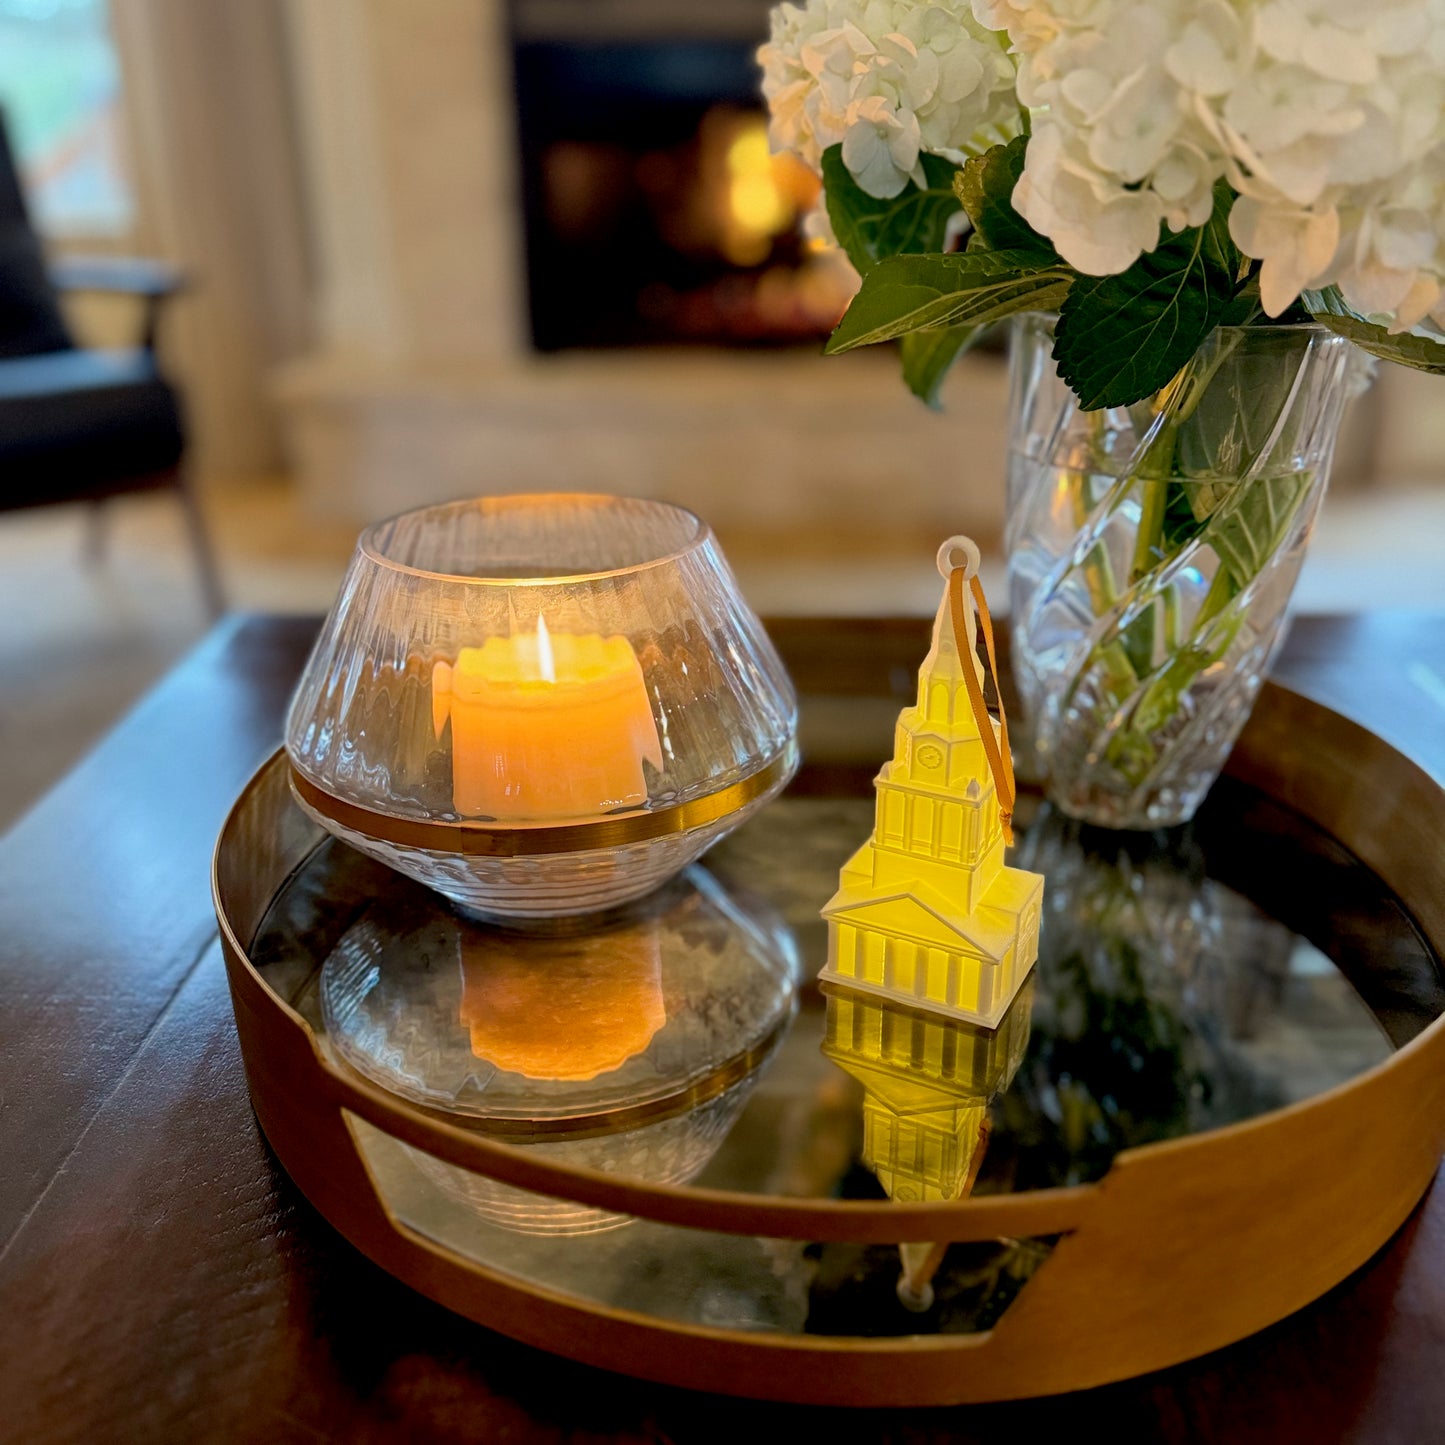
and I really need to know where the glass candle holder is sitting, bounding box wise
[285,494,798,918]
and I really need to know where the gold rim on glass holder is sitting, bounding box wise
[288,744,798,858]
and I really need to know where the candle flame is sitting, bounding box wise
[535,613,556,683]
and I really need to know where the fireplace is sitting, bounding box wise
[512,21,853,350]
[274,0,1008,545]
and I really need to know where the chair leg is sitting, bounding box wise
[172,466,225,618]
[84,500,109,563]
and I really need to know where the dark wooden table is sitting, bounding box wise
[3,613,1444,1444]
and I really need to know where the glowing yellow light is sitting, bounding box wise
[727,126,772,173]
[721,118,793,253]
[731,173,788,234]
[431,629,661,819]
[535,612,555,683]
[818,539,1044,1303]
[822,978,1033,1204]
[459,924,665,1081]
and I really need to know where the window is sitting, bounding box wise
[0,0,132,234]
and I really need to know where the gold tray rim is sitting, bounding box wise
[214,678,1445,1404]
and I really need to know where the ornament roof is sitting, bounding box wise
[821,879,1018,959]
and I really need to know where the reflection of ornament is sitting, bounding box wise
[822,976,1035,1307]
[822,538,1043,1026]
[458,925,666,1081]
[823,978,1033,1205]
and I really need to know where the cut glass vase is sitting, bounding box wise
[1006,317,1365,829]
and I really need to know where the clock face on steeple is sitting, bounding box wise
[914,742,944,772]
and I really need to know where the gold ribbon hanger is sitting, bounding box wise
[947,565,1016,845]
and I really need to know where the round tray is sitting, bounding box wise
[213,680,1445,1406]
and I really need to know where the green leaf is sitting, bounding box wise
[825,249,1073,353]
[821,146,963,275]
[1304,288,1445,374]
[1200,180,1247,283]
[1208,471,1315,594]
[899,325,982,409]
[1104,461,1315,779]
[954,136,1057,260]
[1053,186,1241,410]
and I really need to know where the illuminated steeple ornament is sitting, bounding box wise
[821,538,1043,1028]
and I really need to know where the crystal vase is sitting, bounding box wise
[1006,316,1364,829]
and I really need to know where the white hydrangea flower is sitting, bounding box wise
[969,1,1070,53]
[759,0,1021,199]
[1228,195,1340,315]
[1013,120,1167,273]
[987,0,1445,329]
[769,0,1445,331]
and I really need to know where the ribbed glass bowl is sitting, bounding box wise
[285,494,799,918]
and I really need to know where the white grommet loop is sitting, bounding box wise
[936,535,981,582]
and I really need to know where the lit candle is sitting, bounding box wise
[433,616,664,820]
[458,925,666,1081]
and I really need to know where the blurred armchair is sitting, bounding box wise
[0,113,221,615]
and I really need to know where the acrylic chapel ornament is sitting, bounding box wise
[821,537,1043,1028]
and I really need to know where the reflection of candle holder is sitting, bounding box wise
[285,494,797,919]
[319,867,800,1235]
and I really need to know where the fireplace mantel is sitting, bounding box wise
[274,0,1007,538]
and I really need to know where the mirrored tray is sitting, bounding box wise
[215,679,1445,1407]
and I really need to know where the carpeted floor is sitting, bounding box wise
[3,477,1444,834]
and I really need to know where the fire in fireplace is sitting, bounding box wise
[510,5,857,351]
